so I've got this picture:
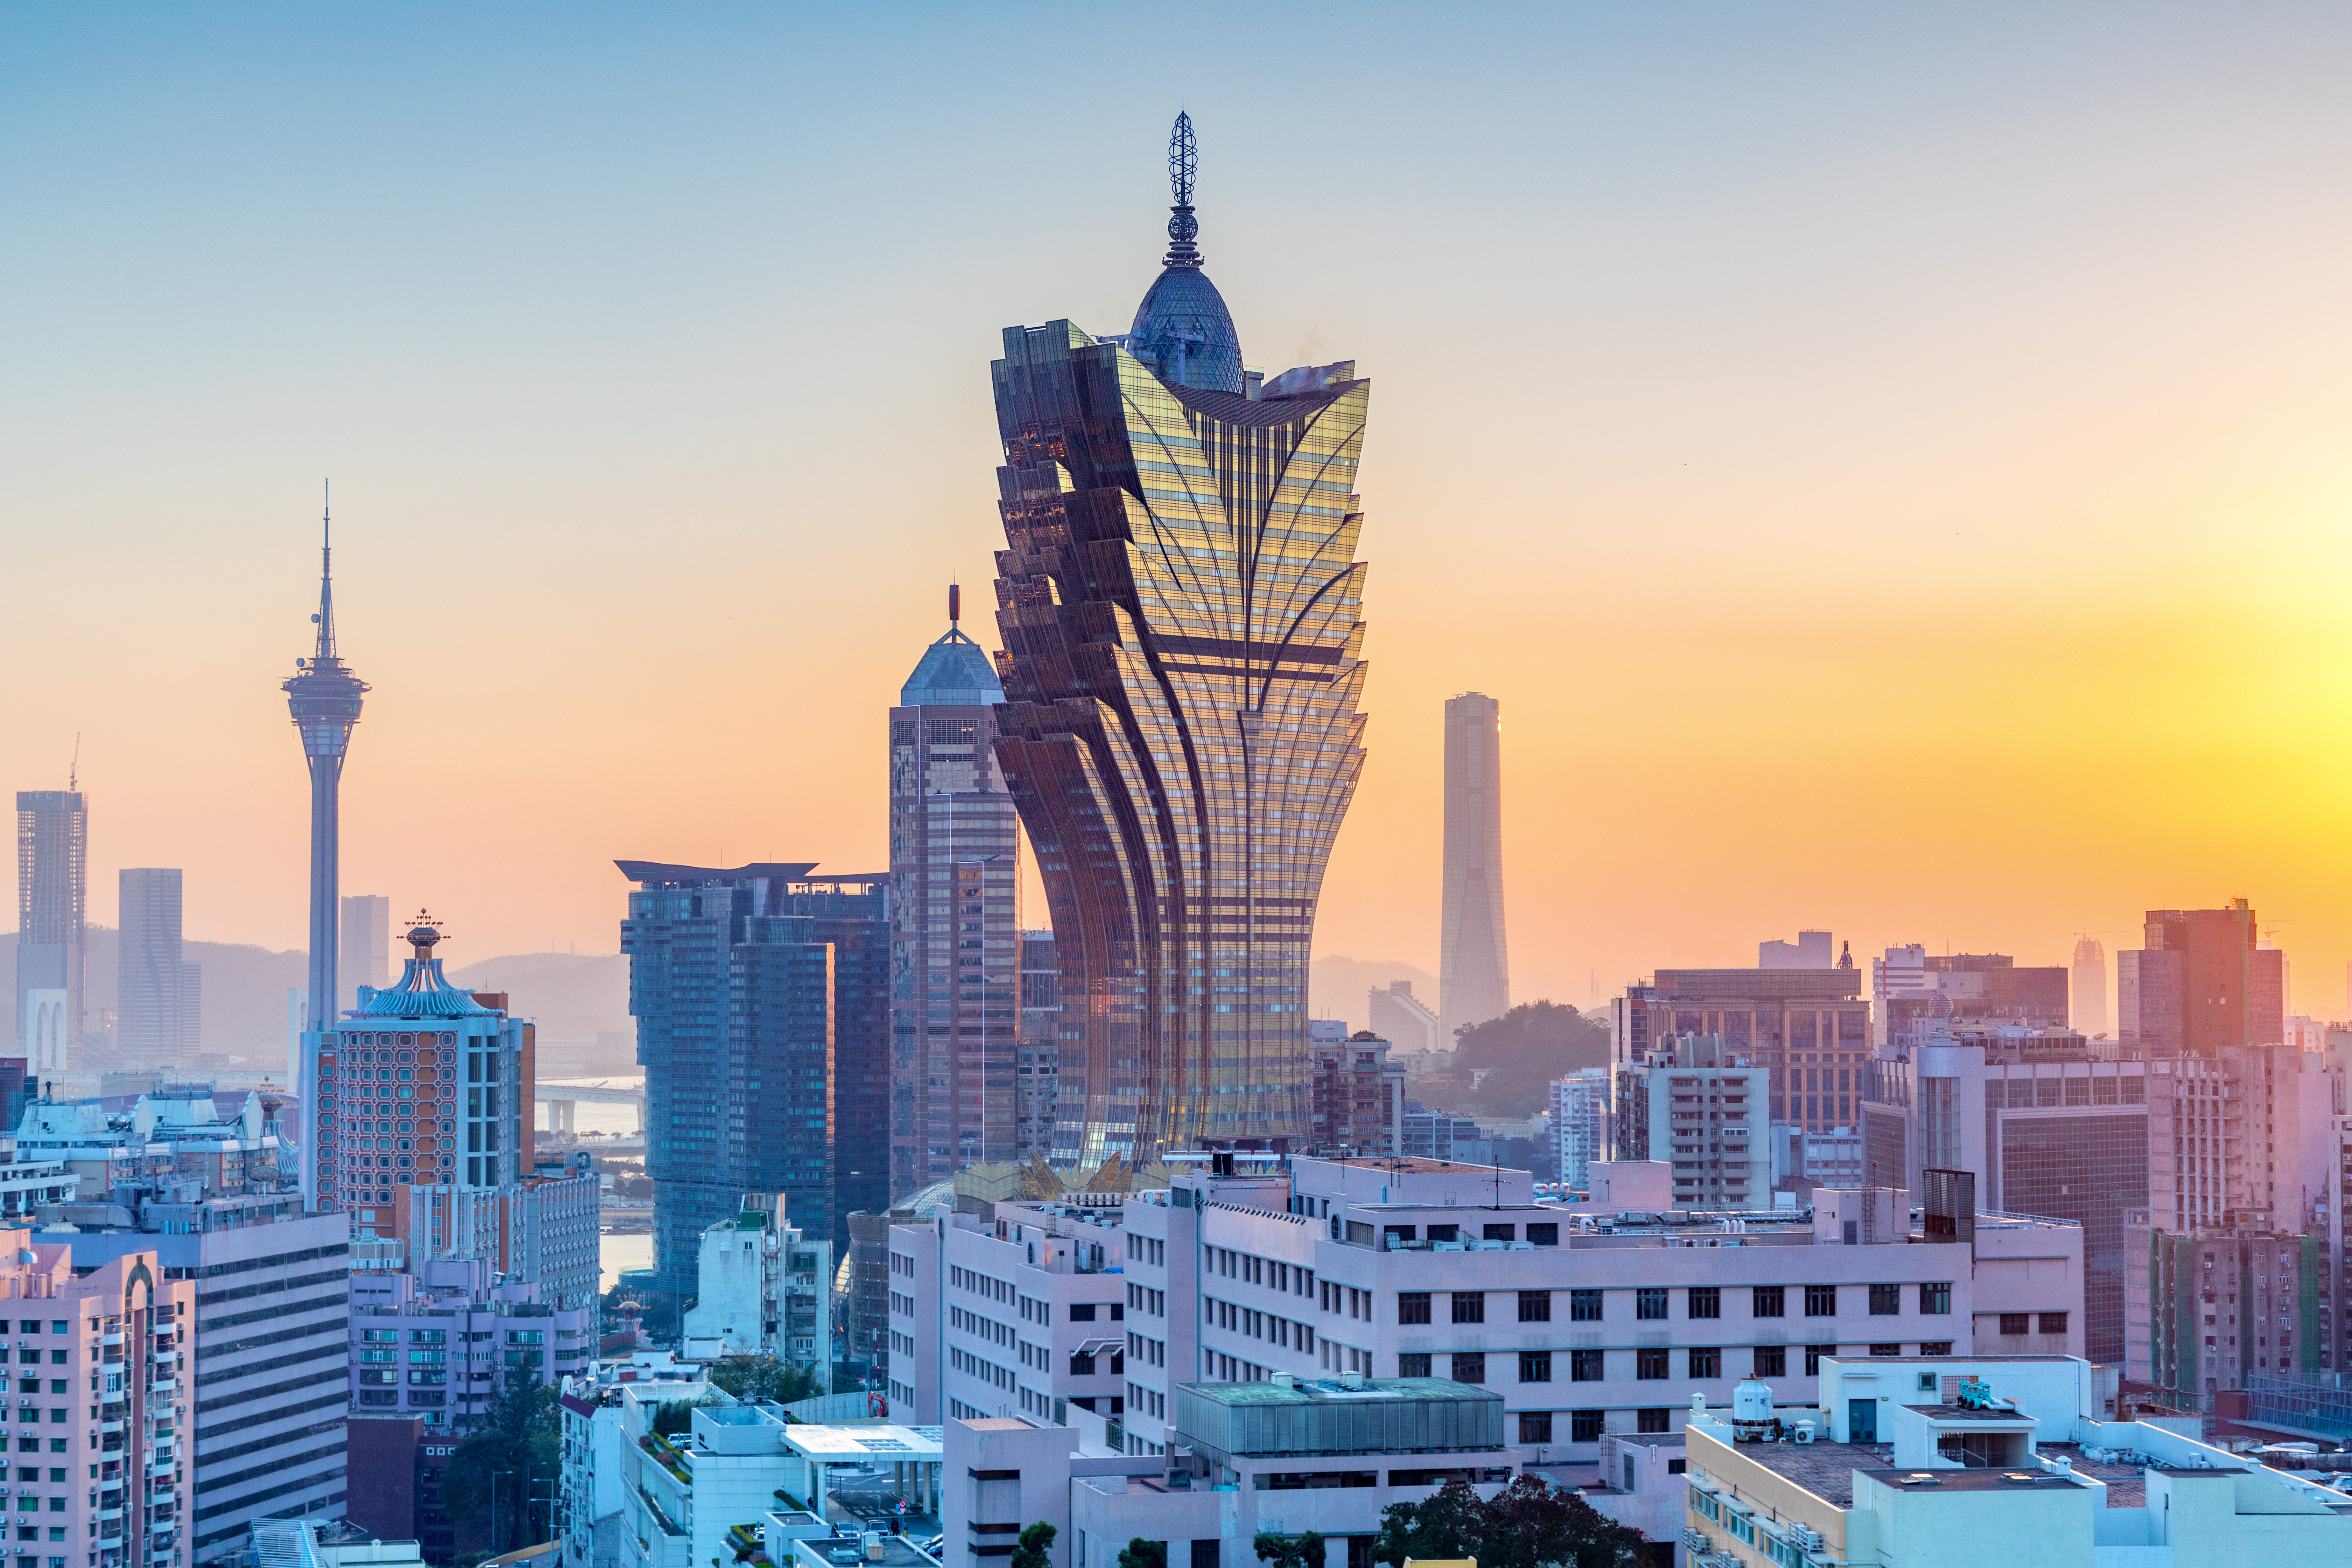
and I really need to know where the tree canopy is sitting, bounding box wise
[1010,1524,1058,1568]
[1117,1541,1167,1568]
[1374,1477,1643,1568]
[1253,1531,1326,1568]
[1449,1002,1612,1117]
[440,1365,562,1557]
[706,1353,826,1406]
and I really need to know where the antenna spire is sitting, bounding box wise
[314,479,336,664]
[1163,110,1202,270]
[67,733,79,794]
[949,583,961,629]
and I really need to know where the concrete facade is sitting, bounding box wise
[678,1194,831,1368]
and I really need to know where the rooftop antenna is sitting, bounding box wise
[66,733,79,793]
[949,583,960,630]
[1163,109,1202,270]
[311,479,337,664]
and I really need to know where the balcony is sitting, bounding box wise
[147,1378,175,1398]
[148,1352,175,1371]
[99,1421,124,1436]
[100,1334,124,1349]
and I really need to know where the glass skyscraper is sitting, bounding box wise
[989,114,1371,1164]
[889,593,1021,1195]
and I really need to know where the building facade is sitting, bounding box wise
[1550,1068,1610,1195]
[988,115,1371,1164]
[1306,1033,1405,1157]
[1615,969,1869,1137]
[1367,981,1442,1056]
[349,1261,594,1435]
[620,861,889,1283]
[1610,1034,1769,1209]
[2119,899,2286,1054]
[1439,693,1508,1044]
[889,611,1021,1195]
[2072,936,2108,1039]
[1015,932,1059,1161]
[930,1200,1132,1426]
[119,869,201,1062]
[15,789,88,1056]
[679,1194,831,1368]
[341,896,391,1018]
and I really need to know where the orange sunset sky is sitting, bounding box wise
[8,7,2352,1023]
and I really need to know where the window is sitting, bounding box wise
[1918,1341,1953,1356]
[2039,1312,2068,1335]
[1570,1350,1604,1382]
[1752,1285,1785,1318]
[1397,1353,1432,1378]
[1636,1348,1668,1380]
[1070,1352,1096,1375]
[1070,1304,1097,1322]
[1450,1353,1485,1383]
[1519,1291,1551,1323]
[1484,1224,1516,1242]
[1520,1352,1552,1383]
[1688,1287,1720,1320]
[1805,1284,1837,1317]
[1753,1345,1786,1377]
[1527,1224,1560,1247]
[1869,1283,1900,1316]
[1637,1288,1668,1321]
[1869,1343,1901,1357]
[1517,1411,1552,1443]
[1451,1293,1485,1325]
[1570,1409,1605,1443]
[1397,1293,1431,1325]
[1570,1289,1603,1322]
[1919,1282,1951,1315]
[1688,1347,1720,1379]
[1805,1345,1835,1375]
[1998,1313,2030,1336]
[1637,1408,1671,1434]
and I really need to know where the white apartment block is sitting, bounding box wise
[897,1155,2083,1483]
[1612,1033,1770,1209]
[1549,1068,1608,1194]
[915,1198,1131,1427]
[679,1194,832,1367]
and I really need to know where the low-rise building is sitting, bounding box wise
[1685,1351,2352,1567]
[349,1260,595,1436]
[932,1199,1128,1425]
[678,1194,831,1368]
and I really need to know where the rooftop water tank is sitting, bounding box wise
[1732,1377,1777,1442]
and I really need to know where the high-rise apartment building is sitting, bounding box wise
[1440,693,1508,1043]
[1306,1032,1406,1156]
[1367,979,1442,1055]
[311,918,528,1271]
[2072,936,2108,1038]
[889,595,1021,1195]
[1549,1066,1610,1193]
[342,895,391,1016]
[1610,1033,1770,1209]
[119,869,201,1061]
[1615,968,1867,1135]
[2119,899,2284,1054]
[15,788,87,1054]
[678,1192,831,1366]
[619,861,889,1290]
[988,114,1370,1164]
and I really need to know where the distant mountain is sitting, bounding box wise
[1,931,632,1070]
[1310,954,1438,1034]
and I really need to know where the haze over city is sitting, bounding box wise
[10,6,2352,1009]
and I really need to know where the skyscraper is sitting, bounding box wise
[343,892,391,1013]
[2119,899,2283,1054]
[119,867,201,1060]
[619,860,889,1290]
[14,786,86,1055]
[888,587,1021,1195]
[1439,692,1508,1043]
[2072,936,2108,1038]
[990,113,1371,1164]
[285,491,367,1205]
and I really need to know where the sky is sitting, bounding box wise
[7,5,2352,1019]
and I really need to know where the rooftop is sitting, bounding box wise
[1862,1466,2093,1494]
[1702,1440,1891,1508]
[1185,1377,1492,1408]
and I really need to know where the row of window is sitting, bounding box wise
[1394,1283,1953,1324]
[1394,1343,1960,1382]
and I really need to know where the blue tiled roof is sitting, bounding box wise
[348,957,495,1019]
[899,628,1003,708]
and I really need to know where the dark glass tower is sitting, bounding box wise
[284,492,366,1209]
[989,113,1372,1164]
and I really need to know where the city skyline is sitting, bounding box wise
[10,9,2352,1020]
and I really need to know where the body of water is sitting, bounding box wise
[601,1230,652,1295]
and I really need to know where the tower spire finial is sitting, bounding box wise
[1163,110,1202,270]
[949,582,960,629]
[313,479,337,664]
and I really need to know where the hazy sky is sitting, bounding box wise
[8,6,2352,1017]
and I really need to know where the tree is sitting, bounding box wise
[1449,1002,1612,1117]
[1373,1477,1641,1568]
[1009,1523,1057,1568]
[440,1365,562,1554]
[707,1353,825,1406]
[1117,1541,1167,1568]
[1254,1532,1326,1568]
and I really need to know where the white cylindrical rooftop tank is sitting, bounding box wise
[1733,1378,1774,1424]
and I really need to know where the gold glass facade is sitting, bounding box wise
[989,321,1370,1164]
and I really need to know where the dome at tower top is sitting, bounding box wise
[1129,266,1244,394]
